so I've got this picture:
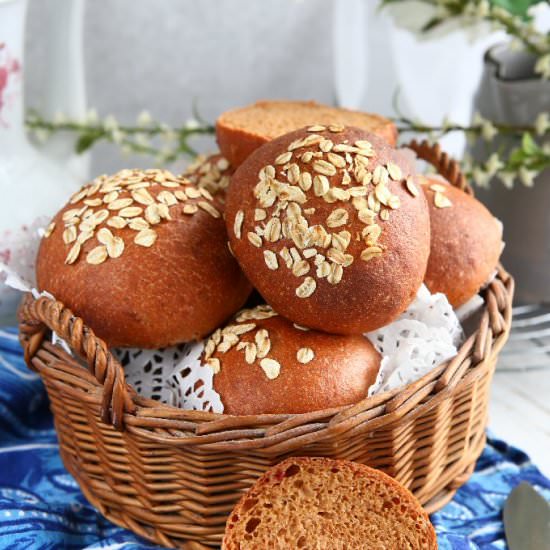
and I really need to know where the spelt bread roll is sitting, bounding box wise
[36,169,252,348]
[223,456,437,550]
[204,305,380,415]
[182,152,233,202]
[217,100,398,167]
[420,176,503,307]
[225,126,431,334]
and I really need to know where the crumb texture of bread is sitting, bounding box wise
[222,457,437,550]
[217,100,398,167]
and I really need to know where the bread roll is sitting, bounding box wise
[421,176,503,307]
[216,100,398,167]
[182,152,233,201]
[225,126,431,334]
[36,169,252,348]
[204,305,380,415]
[223,457,437,550]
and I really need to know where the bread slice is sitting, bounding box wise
[216,100,397,167]
[222,457,437,550]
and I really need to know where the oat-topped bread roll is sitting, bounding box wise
[223,457,437,550]
[204,305,380,415]
[420,176,503,307]
[225,126,430,334]
[182,152,233,201]
[216,100,397,167]
[36,169,252,348]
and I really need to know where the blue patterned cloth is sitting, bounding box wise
[0,327,549,549]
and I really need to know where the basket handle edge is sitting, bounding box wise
[18,293,135,430]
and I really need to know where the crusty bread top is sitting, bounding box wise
[225,126,430,334]
[223,457,437,550]
[205,305,380,415]
[36,168,252,348]
[216,100,397,167]
[420,176,503,307]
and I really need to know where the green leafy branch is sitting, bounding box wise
[25,110,215,163]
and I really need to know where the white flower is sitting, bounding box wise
[476,0,490,18]
[34,128,50,143]
[535,54,550,79]
[160,129,178,144]
[53,112,66,124]
[103,114,119,131]
[472,111,484,126]
[134,133,150,147]
[535,112,550,136]
[185,118,200,130]
[518,166,537,187]
[86,109,99,124]
[472,166,491,187]
[485,153,504,176]
[137,110,152,126]
[110,129,124,144]
[481,120,498,141]
[498,171,516,189]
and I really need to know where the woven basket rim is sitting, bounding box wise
[17,140,514,448]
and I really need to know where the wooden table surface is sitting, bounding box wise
[489,367,550,476]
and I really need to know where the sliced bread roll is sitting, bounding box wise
[217,100,398,167]
[223,457,437,550]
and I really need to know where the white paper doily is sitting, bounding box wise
[366,285,463,396]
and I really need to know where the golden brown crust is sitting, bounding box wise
[216,100,398,167]
[36,169,252,348]
[225,126,430,334]
[421,176,503,307]
[223,457,437,550]
[206,306,380,415]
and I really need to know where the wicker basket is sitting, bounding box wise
[18,141,514,549]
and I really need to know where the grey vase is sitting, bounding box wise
[472,44,550,304]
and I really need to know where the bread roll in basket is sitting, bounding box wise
[18,140,513,549]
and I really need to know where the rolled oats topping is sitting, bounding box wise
[202,305,320,381]
[231,128,419,298]
[183,154,232,197]
[46,168,221,266]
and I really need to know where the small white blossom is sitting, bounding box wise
[53,112,66,124]
[103,114,119,132]
[481,120,498,141]
[485,153,504,176]
[535,112,550,136]
[472,166,491,187]
[472,111,484,126]
[110,129,124,144]
[137,110,152,126]
[498,171,516,189]
[134,133,150,147]
[185,118,200,130]
[518,166,537,187]
[161,129,178,144]
[535,54,550,79]
[34,128,50,143]
[476,0,490,18]
[86,109,99,124]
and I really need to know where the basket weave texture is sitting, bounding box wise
[19,141,513,549]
